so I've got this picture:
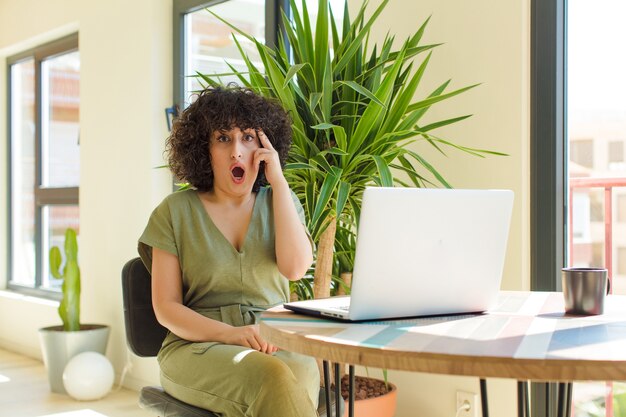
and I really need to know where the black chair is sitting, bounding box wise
[121,257,340,417]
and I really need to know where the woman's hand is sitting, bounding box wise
[221,324,278,354]
[254,130,287,188]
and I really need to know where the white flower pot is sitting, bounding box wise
[38,324,110,394]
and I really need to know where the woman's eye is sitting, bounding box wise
[217,135,230,143]
[244,134,255,142]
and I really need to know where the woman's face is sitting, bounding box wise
[209,127,261,195]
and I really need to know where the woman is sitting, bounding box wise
[138,86,319,417]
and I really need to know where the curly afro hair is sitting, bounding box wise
[165,85,293,192]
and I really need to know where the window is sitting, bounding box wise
[172,0,345,115]
[7,34,79,297]
[183,1,265,101]
[567,0,626,414]
[568,0,626,289]
[618,194,626,223]
[609,141,624,163]
[534,0,626,415]
[570,138,593,169]
[173,0,284,116]
[608,140,624,172]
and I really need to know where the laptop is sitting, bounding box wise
[284,187,514,321]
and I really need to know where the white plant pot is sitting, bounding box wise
[38,324,110,394]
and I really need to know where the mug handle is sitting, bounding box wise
[607,276,612,294]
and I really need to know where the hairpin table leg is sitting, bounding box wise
[557,382,573,417]
[334,363,341,417]
[565,383,572,417]
[348,365,355,417]
[480,379,489,417]
[323,360,332,416]
[517,381,529,417]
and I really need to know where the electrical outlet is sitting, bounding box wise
[456,391,478,417]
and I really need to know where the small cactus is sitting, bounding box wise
[49,228,81,331]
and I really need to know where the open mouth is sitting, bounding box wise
[231,166,245,183]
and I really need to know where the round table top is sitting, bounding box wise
[260,291,626,382]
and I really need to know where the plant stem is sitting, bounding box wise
[314,216,336,298]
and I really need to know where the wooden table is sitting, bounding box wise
[260,291,626,417]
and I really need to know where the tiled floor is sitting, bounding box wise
[0,348,152,417]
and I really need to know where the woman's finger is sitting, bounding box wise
[257,130,275,150]
[254,333,271,353]
[253,152,265,170]
[254,149,277,168]
[254,149,271,159]
[247,336,261,351]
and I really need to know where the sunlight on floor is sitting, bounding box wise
[37,410,109,417]
[0,347,151,417]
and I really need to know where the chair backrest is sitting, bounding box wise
[121,257,168,357]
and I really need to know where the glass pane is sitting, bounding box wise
[41,205,79,290]
[184,0,265,104]
[568,0,626,288]
[41,50,80,187]
[10,59,36,287]
[568,1,626,416]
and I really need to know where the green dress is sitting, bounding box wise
[138,187,319,417]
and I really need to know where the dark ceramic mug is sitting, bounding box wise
[562,267,611,315]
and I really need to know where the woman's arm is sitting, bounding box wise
[151,247,276,353]
[271,181,314,280]
[254,131,314,280]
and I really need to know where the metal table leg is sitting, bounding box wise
[334,363,341,417]
[557,382,573,417]
[323,361,332,416]
[565,383,572,417]
[322,361,353,417]
[517,381,529,417]
[480,379,489,417]
[348,365,355,417]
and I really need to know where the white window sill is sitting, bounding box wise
[0,290,58,307]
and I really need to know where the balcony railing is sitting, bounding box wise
[568,176,626,417]
[568,176,626,286]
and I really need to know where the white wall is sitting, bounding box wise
[359,0,530,293]
[0,0,172,388]
[352,1,530,416]
[0,0,83,357]
[0,0,530,415]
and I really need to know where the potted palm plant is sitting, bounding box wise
[198,0,503,414]
[38,228,110,394]
[203,0,502,300]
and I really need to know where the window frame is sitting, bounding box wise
[6,33,79,300]
[530,0,567,415]
[531,0,567,293]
